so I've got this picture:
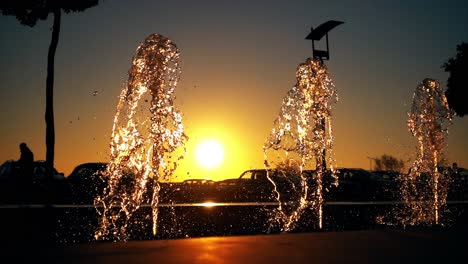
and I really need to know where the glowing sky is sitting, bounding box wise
[1,0,467,180]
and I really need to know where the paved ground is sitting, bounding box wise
[4,227,467,264]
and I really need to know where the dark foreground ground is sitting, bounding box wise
[4,227,468,264]
[1,204,467,263]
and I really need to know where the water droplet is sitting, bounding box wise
[399,78,453,226]
[264,58,338,231]
[95,34,187,240]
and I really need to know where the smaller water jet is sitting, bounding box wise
[400,78,453,226]
[94,34,188,240]
[264,57,338,231]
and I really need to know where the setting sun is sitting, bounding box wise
[196,140,224,169]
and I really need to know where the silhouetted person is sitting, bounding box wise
[17,142,34,202]
[18,142,34,177]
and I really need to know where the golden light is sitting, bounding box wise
[199,201,218,208]
[196,139,224,169]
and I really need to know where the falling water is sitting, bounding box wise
[264,58,338,231]
[401,78,452,225]
[94,34,188,240]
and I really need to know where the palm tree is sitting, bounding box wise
[443,42,468,117]
[1,0,99,171]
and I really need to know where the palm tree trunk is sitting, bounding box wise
[45,9,61,172]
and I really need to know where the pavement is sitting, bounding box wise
[4,228,467,264]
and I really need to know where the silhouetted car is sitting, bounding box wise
[183,179,215,185]
[335,168,388,201]
[0,160,66,203]
[371,170,400,200]
[67,162,108,204]
[166,179,218,203]
[0,160,64,181]
[215,169,302,202]
[452,167,468,200]
[435,166,468,200]
[215,168,400,203]
[304,168,391,201]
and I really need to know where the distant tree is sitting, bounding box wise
[275,158,302,176]
[374,154,404,172]
[0,0,99,171]
[443,42,468,117]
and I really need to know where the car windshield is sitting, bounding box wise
[69,163,107,179]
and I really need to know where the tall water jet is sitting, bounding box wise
[94,34,188,240]
[401,78,452,225]
[264,58,338,231]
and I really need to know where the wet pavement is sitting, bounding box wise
[5,228,467,264]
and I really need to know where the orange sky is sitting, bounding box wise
[1,0,467,180]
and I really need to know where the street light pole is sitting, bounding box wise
[305,20,344,61]
[367,156,375,170]
[305,20,344,170]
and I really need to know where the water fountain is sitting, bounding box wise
[400,78,453,226]
[94,34,188,240]
[264,57,338,231]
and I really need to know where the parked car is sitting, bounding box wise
[371,170,400,200]
[303,168,395,201]
[183,179,215,185]
[67,162,108,204]
[215,169,302,202]
[334,168,390,201]
[166,179,218,203]
[0,160,66,203]
[0,160,64,181]
[451,167,468,200]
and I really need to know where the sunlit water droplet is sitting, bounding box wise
[264,58,338,231]
[398,78,453,226]
[94,34,188,241]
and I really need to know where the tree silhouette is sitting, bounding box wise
[374,154,404,172]
[443,42,468,117]
[1,0,99,171]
